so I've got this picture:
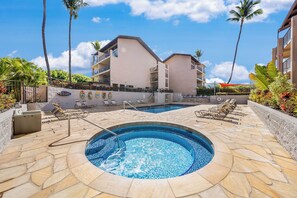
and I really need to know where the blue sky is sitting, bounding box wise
[0,0,294,83]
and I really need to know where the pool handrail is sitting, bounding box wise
[123,101,139,111]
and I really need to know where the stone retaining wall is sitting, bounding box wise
[248,100,297,160]
[0,105,27,152]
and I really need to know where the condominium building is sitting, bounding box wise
[91,35,168,91]
[164,53,206,95]
[272,1,297,85]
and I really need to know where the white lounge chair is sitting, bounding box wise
[103,100,110,106]
[111,100,117,105]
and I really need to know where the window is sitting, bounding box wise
[165,79,169,88]
[191,64,195,70]
[165,70,168,78]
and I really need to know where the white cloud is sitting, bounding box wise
[206,78,224,84]
[85,0,293,23]
[202,60,212,67]
[8,50,17,57]
[210,61,250,82]
[227,0,293,23]
[91,16,110,23]
[31,40,110,71]
[91,17,101,23]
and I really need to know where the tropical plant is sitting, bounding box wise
[0,57,47,85]
[91,41,101,53]
[227,0,263,84]
[62,0,88,82]
[51,69,69,80]
[249,62,278,90]
[42,0,51,83]
[194,49,203,61]
[268,74,294,106]
[72,74,91,83]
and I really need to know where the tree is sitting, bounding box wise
[0,57,47,85]
[227,0,263,84]
[62,0,88,82]
[72,74,91,83]
[194,49,203,61]
[42,0,51,83]
[51,69,69,81]
[91,41,101,53]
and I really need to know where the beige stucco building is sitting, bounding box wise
[164,54,205,95]
[91,36,204,94]
[91,36,168,91]
[272,1,297,85]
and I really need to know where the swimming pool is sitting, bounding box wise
[85,123,214,179]
[134,104,193,113]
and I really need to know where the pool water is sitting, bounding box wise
[85,124,214,179]
[135,104,193,113]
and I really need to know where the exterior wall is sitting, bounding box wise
[157,62,168,89]
[166,55,197,95]
[41,87,153,111]
[248,101,297,160]
[110,38,158,88]
[291,15,297,85]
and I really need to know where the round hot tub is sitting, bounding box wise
[85,123,214,179]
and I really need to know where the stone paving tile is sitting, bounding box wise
[0,165,27,183]
[199,185,227,198]
[127,179,174,198]
[2,182,40,198]
[43,169,70,188]
[0,105,297,197]
[31,166,52,186]
[0,173,30,193]
[220,172,251,198]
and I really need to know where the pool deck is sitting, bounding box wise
[1,105,297,197]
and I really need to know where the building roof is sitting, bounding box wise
[98,35,161,62]
[163,53,204,66]
[279,0,297,32]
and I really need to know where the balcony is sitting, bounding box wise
[99,79,110,85]
[99,52,110,62]
[282,58,291,74]
[98,65,110,74]
[283,28,291,48]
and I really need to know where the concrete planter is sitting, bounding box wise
[248,100,297,160]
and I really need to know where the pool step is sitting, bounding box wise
[85,139,106,155]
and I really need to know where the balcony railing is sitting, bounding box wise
[99,52,110,62]
[99,79,110,85]
[283,28,291,48]
[98,65,110,74]
[282,58,291,74]
[197,66,205,73]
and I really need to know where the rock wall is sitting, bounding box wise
[248,101,297,160]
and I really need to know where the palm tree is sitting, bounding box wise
[194,49,203,61]
[62,0,88,82]
[42,0,51,83]
[91,41,101,53]
[227,0,263,84]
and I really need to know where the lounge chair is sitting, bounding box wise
[51,103,88,119]
[195,99,235,120]
[103,100,110,106]
[136,99,142,104]
[111,100,117,105]
[82,100,95,108]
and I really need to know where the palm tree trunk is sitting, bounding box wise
[227,20,244,84]
[42,0,51,84]
[68,13,72,83]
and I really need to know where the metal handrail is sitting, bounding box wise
[123,101,139,111]
[81,118,120,146]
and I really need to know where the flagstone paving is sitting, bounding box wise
[0,105,297,197]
